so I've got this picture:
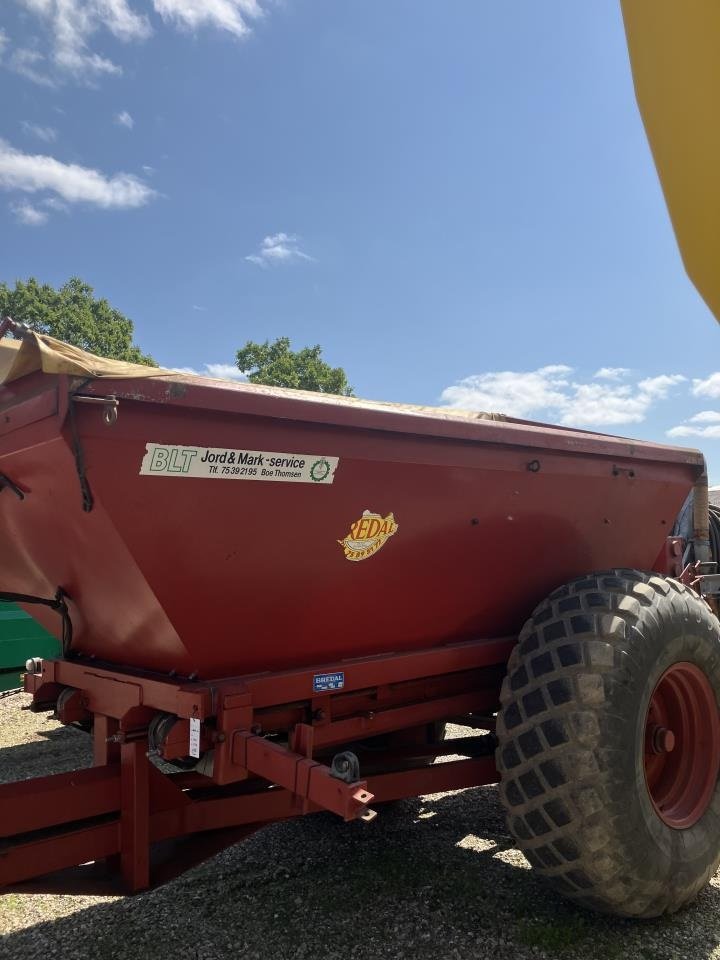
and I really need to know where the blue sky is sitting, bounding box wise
[3,2,720,476]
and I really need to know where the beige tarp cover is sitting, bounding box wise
[0,329,508,423]
[0,331,171,385]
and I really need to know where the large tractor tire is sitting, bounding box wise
[496,569,720,918]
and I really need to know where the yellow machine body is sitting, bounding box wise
[621,0,720,321]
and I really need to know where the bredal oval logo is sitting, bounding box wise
[338,510,398,561]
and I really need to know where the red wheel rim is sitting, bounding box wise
[644,662,720,829]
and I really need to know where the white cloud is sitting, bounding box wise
[594,367,630,381]
[441,366,686,427]
[205,362,246,380]
[56,48,122,80]
[692,373,720,399]
[667,410,720,439]
[43,196,69,212]
[114,110,134,129]
[246,233,315,267]
[667,424,720,440]
[441,366,572,418]
[10,200,49,226]
[13,0,150,81]
[141,164,155,175]
[689,411,720,423]
[9,0,266,85]
[173,362,246,381]
[0,29,8,58]
[153,0,263,38]
[561,375,685,426]
[20,121,58,143]
[8,48,56,87]
[0,139,156,212]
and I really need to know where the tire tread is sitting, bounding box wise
[496,569,720,918]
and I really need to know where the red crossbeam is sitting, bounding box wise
[0,749,499,891]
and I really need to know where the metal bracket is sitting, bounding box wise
[72,394,119,426]
[329,751,360,783]
[0,316,30,340]
[678,561,720,597]
[0,473,25,500]
[55,687,90,725]
[232,732,375,821]
[697,575,720,598]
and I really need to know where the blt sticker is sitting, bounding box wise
[140,443,338,485]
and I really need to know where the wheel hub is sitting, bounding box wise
[648,724,676,755]
[644,662,720,829]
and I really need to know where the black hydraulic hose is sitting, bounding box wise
[693,465,711,563]
[0,589,73,657]
[709,506,720,568]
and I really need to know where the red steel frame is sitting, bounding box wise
[0,635,514,892]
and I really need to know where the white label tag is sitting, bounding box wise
[189,717,201,759]
[140,443,338,485]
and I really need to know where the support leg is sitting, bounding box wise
[120,740,150,892]
[94,715,121,877]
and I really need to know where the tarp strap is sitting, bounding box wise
[68,390,94,513]
[0,588,73,657]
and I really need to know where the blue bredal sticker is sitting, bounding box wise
[313,671,345,693]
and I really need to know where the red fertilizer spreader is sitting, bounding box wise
[1,321,719,919]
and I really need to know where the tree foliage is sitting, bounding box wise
[236,337,353,395]
[0,277,156,366]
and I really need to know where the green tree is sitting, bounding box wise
[0,277,156,365]
[236,337,354,395]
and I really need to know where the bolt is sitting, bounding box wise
[651,726,676,754]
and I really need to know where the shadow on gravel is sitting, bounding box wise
[0,722,91,783]
[3,785,720,960]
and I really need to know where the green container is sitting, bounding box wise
[0,603,60,692]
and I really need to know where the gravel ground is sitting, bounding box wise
[1,695,720,960]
